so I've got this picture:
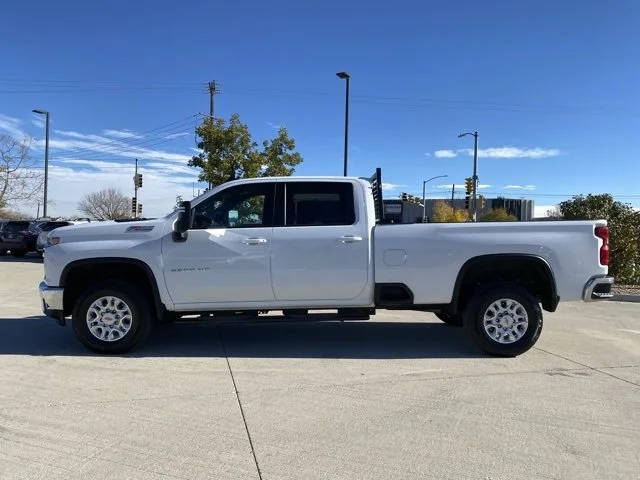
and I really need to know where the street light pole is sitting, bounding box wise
[336,72,350,176]
[32,109,50,218]
[422,174,448,221]
[458,130,479,221]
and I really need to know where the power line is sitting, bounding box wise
[52,125,198,160]
[1,78,636,115]
[44,114,200,159]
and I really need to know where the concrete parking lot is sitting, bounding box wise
[0,256,638,480]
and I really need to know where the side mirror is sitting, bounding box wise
[173,200,191,241]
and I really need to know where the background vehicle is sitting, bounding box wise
[0,220,32,256]
[35,221,80,254]
[39,171,613,356]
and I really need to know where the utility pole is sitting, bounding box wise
[32,109,50,217]
[207,80,219,190]
[451,184,455,208]
[336,72,350,176]
[208,80,218,118]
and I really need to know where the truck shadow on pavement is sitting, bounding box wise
[0,254,43,263]
[0,315,482,359]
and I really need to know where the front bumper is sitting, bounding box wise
[39,281,65,325]
[583,276,614,301]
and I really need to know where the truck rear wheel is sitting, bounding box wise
[464,283,543,357]
[72,280,153,354]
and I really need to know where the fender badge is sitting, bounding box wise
[126,226,155,232]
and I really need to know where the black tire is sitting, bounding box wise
[11,249,26,257]
[464,283,543,357]
[72,280,153,354]
[435,311,463,327]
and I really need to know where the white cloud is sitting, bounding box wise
[163,132,190,139]
[43,129,191,163]
[460,147,560,159]
[0,114,28,140]
[477,184,491,189]
[102,129,143,139]
[504,184,536,190]
[434,149,457,158]
[12,160,202,218]
[267,121,282,130]
[31,117,45,128]
[434,146,560,159]
[382,182,406,191]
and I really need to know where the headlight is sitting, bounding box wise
[46,235,61,247]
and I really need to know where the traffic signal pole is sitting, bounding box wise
[134,158,138,219]
[471,131,478,222]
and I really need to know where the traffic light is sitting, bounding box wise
[131,197,137,215]
[479,195,486,210]
[133,173,143,188]
[464,195,470,210]
[137,203,143,215]
[464,177,474,196]
[401,192,408,202]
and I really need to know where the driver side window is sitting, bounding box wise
[192,183,275,229]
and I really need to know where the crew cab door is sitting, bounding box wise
[270,181,370,301]
[162,182,275,306]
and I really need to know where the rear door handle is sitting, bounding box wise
[339,235,363,243]
[242,237,269,245]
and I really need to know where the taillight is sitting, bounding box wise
[595,225,609,266]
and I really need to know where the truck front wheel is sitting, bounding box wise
[464,284,543,357]
[72,281,153,354]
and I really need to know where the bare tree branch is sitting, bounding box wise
[0,134,44,209]
[78,188,130,220]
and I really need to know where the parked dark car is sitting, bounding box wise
[0,221,32,256]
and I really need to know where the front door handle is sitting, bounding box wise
[242,237,269,245]
[339,235,363,243]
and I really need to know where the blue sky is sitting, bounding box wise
[1,0,639,217]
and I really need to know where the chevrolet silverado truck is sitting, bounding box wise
[39,170,614,356]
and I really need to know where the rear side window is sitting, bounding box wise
[285,182,355,226]
[5,222,30,232]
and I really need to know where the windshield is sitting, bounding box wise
[40,222,70,232]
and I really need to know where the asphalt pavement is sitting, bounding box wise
[0,255,638,479]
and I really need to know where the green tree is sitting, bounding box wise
[432,200,468,223]
[189,114,302,187]
[478,208,518,222]
[559,194,640,283]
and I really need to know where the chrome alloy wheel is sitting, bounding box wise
[482,298,528,344]
[86,296,133,342]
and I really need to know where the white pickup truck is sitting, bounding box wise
[39,170,614,356]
